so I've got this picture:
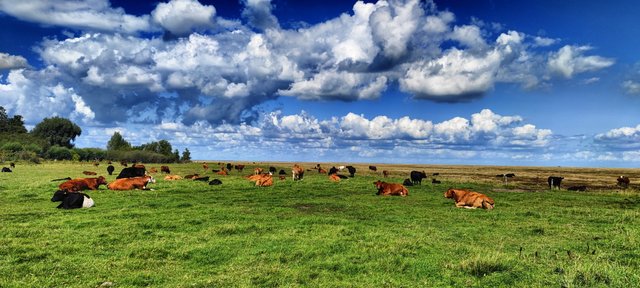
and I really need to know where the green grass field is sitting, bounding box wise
[0,162,638,287]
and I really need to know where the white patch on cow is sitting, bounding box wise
[82,195,95,208]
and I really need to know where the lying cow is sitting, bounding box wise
[116,166,146,179]
[51,190,94,209]
[164,175,182,180]
[567,185,587,191]
[444,188,494,210]
[59,176,107,192]
[247,174,273,187]
[82,171,97,175]
[2,167,12,172]
[209,179,222,185]
[107,176,156,190]
[374,180,408,196]
[402,179,413,186]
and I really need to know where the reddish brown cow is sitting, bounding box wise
[160,166,171,174]
[444,188,494,210]
[292,164,304,181]
[216,169,228,176]
[247,174,273,187]
[382,170,390,178]
[149,167,158,173]
[329,174,341,182]
[107,176,156,190]
[203,163,209,171]
[59,176,107,192]
[235,164,245,172]
[374,180,408,196]
[82,171,97,175]
[254,167,264,175]
[318,168,327,174]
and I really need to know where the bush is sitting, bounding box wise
[47,146,73,160]
[1,142,23,153]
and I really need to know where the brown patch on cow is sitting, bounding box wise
[329,174,341,182]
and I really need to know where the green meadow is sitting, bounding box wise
[0,162,638,287]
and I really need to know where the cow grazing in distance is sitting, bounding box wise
[548,176,564,190]
[51,190,94,209]
[402,179,413,186]
[505,173,516,178]
[432,179,441,184]
[268,166,276,174]
[59,176,107,192]
[328,166,338,175]
[432,172,439,176]
[374,180,408,196]
[209,179,222,185]
[160,166,171,174]
[82,171,97,175]
[369,165,377,172]
[346,166,356,177]
[116,166,146,179]
[236,165,246,172]
[410,171,427,185]
[10,162,15,169]
[617,176,630,189]
[106,165,115,175]
[164,175,182,180]
[444,188,494,210]
[2,167,12,172]
[278,169,286,175]
[382,170,390,178]
[107,176,156,190]
[226,163,233,171]
[202,163,209,171]
[292,164,304,181]
[567,185,587,191]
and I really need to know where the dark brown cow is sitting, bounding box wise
[160,166,171,174]
[107,176,156,190]
[444,188,494,210]
[82,171,97,175]
[382,170,390,178]
[59,176,107,192]
[617,176,630,188]
[235,164,245,172]
[203,163,209,171]
[369,165,377,172]
[374,180,408,196]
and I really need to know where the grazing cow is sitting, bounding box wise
[617,176,630,189]
[410,171,428,185]
[202,163,209,171]
[444,188,494,210]
[254,167,264,175]
[59,176,107,192]
[505,173,516,178]
[116,166,146,179]
[236,164,246,172]
[329,174,341,182]
[382,170,390,178]
[548,176,564,189]
[51,177,72,182]
[82,171,97,175]
[10,162,15,169]
[51,190,94,209]
[226,163,233,171]
[567,185,588,191]
[402,179,413,186]
[268,166,276,174]
[209,179,223,185]
[107,176,156,190]
[328,166,338,175]
[216,170,228,176]
[432,179,441,184]
[194,176,210,182]
[106,165,115,175]
[164,175,183,180]
[120,160,128,167]
[2,167,12,172]
[160,166,171,174]
[278,169,286,175]
[369,165,377,172]
[374,180,408,196]
[346,166,356,177]
[292,164,304,181]
[149,167,158,173]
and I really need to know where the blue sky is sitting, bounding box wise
[1,0,639,167]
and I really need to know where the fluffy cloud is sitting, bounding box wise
[622,80,640,95]
[241,0,279,31]
[0,52,28,69]
[548,45,615,78]
[151,0,216,36]
[594,124,640,150]
[0,0,152,34]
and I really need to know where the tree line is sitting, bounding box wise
[0,106,191,163]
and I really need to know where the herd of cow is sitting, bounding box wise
[31,161,633,210]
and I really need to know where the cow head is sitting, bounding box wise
[373,180,384,190]
[444,188,455,199]
[51,190,68,202]
[97,176,107,186]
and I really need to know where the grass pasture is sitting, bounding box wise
[0,162,639,287]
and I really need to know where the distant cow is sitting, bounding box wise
[82,171,97,175]
[149,167,158,173]
[120,160,128,167]
[617,176,630,189]
[107,176,155,190]
[410,171,427,185]
[164,175,183,180]
[184,174,200,179]
[202,163,209,171]
[382,170,390,178]
[278,169,287,175]
[161,166,171,174]
[106,165,115,175]
[216,170,228,176]
[1,167,12,172]
[59,176,107,192]
[51,177,72,182]
[328,166,338,175]
[548,176,564,189]
[236,165,246,172]
[9,162,15,168]
[567,185,587,191]
[194,176,210,182]
[268,166,276,174]
[209,179,223,185]
[374,180,408,196]
[226,163,233,171]
[292,164,304,181]
[369,165,377,172]
[444,188,494,210]
[116,166,146,179]
[432,179,441,184]
[254,167,264,175]
[402,179,413,186]
[318,168,327,174]
[93,162,99,167]
[51,190,94,209]
[346,166,356,177]
[329,174,341,182]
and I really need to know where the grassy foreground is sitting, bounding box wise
[0,162,638,287]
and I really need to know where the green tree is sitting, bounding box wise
[0,106,27,133]
[157,140,173,156]
[173,149,180,162]
[30,117,81,148]
[107,132,131,151]
[181,148,191,162]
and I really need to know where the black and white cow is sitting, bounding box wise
[548,176,564,189]
[51,190,94,209]
[1,167,11,172]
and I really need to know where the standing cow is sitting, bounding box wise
[346,166,356,177]
[548,176,564,189]
[617,176,630,189]
[106,165,115,175]
[410,171,427,185]
[292,164,304,181]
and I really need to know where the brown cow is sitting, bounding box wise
[235,164,245,172]
[202,163,209,171]
[374,180,408,196]
[160,166,171,174]
[148,167,158,173]
[444,188,494,210]
[93,162,99,167]
[382,170,390,178]
[82,171,97,175]
[164,175,183,180]
[184,174,200,179]
[107,176,156,190]
[329,174,341,182]
[59,176,107,192]
[254,167,264,175]
[292,164,304,181]
[617,176,630,189]
[216,169,228,176]
[319,168,327,174]
[247,174,273,187]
